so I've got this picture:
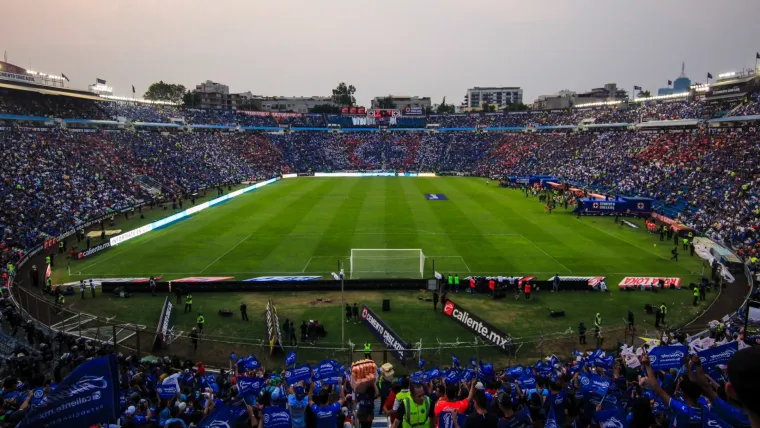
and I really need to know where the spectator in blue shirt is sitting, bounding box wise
[308,378,346,428]
[287,384,309,428]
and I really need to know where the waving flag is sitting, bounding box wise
[419,359,425,369]
[452,355,460,368]
[648,345,687,370]
[517,374,536,389]
[18,355,119,428]
[237,354,260,372]
[197,401,233,428]
[594,409,628,427]
[470,358,477,367]
[445,369,460,384]
[579,373,610,397]
[285,350,296,367]
[262,406,292,428]
[545,406,559,428]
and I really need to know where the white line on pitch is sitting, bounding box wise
[200,234,252,273]
[301,257,313,273]
[519,234,573,273]
[460,256,472,273]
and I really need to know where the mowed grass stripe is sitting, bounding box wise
[253,179,357,272]
[408,178,513,274]
[352,179,387,251]
[403,179,468,274]
[384,179,422,252]
[211,179,339,275]
[305,179,371,273]
[82,179,301,275]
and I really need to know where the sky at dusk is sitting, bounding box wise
[2,0,760,107]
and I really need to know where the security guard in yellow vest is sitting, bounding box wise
[45,256,51,265]
[196,312,205,333]
[682,238,689,250]
[594,313,602,328]
[399,385,431,428]
[185,293,193,313]
[659,303,667,324]
[693,286,700,307]
[364,342,372,359]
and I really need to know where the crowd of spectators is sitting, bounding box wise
[102,102,182,123]
[638,101,713,121]
[0,275,758,428]
[729,98,760,117]
[0,91,109,120]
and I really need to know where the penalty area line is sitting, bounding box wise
[519,234,572,273]
[200,234,252,273]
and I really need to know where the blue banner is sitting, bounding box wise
[516,375,536,389]
[648,345,687,370]
[452,356,460,367]
[361,305,411,365]
[263,405,292,428]
[697,342,738,368]
[285,351,296,367]
[18,355,119,428]
[579,373,610,397]
[424,368,440,381]
[506,365,524,379]
[244,276,321,282]
[594,409,628,428]
[445,369,460,384]
[285,365,312,385]
[197,401,233,428]
[313,360,341,385]
[238,377,264,401]
[237,354,261,371]
[595,354,615,369]
[702,412,733,428]
[156,384,178,400]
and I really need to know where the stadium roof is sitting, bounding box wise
[0,80,102,101]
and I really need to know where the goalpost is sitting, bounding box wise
[350,249,426,279]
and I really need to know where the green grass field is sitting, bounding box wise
[52,177,713,366]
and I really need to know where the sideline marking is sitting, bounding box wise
[301,257,313,273]
[200,234,252,273]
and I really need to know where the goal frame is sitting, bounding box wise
[349,249,426,279]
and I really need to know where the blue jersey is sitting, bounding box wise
[311,402,341,428]
[667,397,703,428]
[288,394,309,428]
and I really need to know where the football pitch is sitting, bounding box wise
[55,177,712,365]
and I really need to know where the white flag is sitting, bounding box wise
[434,271,442,280]
[331,272,341,281]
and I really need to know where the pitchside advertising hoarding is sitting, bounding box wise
[443,300,513,355]
[152,297,176,351]
[361,305,412,365]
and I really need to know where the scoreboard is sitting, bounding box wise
[368,109,400,118]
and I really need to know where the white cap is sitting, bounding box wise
[475,382,485,390]
[126,406,136,415]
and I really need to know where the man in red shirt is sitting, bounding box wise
[434,379,476,418]
[469,278,476,294]
[488,279,495,297]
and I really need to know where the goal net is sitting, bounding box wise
[350,249,426,279]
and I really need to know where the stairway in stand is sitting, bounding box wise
[371,397,389,428]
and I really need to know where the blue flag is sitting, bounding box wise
[462,368,476,383]
[419,359,425,369]
[702,412,733,428]
[284,365,311,385]
[237,354,260,371]
[156,384,179,400]
[594,409,627,427]
[410,371,424,384]
[285,350,296,367]
[648,345,687,370]
[445,369,460,384]
[697,342,738,368]
[545,406,559,428]
[197,401,233,428]
[18,355,119,428]
[470,358,477,367]
[595,354,615,369]
[516,375,536,389]
[238,377,264,402]
[579,373,610,397]
[452,355,460,368]
[263,405,292,428]
[424,367,440,381]
[506,365,524,379]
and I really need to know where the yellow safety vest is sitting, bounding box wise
[693,288,700,297]
[364,343,371,352]
[402,397,431,428]
[660,305,667,314]
[186,295,193,304]
[197,315,205,324]
[595,314,601,327]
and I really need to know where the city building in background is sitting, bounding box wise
[532,90,577,110]
[574,83,628,105]
[370,95,431,114]
[257,96,336,113]
[658,63,692,96]
[194,80,254,109]
[463,87,523,110]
